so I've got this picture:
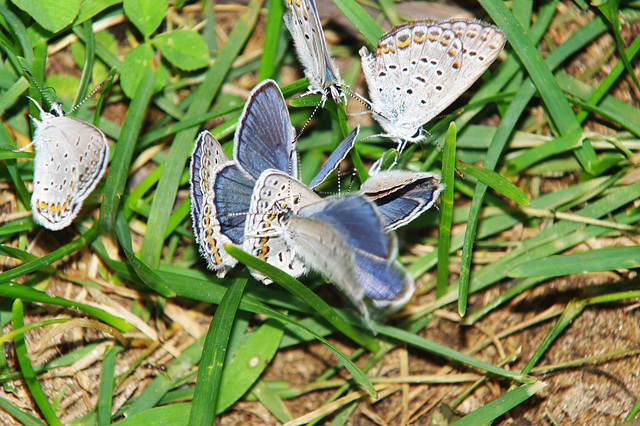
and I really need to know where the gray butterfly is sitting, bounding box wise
[360,170,444,231]
[29,99,109,230]
[360,19,505,150]
[245,169,415,320]
[284,0,344,104]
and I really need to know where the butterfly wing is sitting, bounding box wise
[244,169,319,283]
[295,194,414,319]
[308,126,358,189]
[354,252,415,315]
[190,131,237,275]
[360,170,443,231]
[31,115,108,230]
[284,0,343,101]
[361,19,505,141]
[234,80,298,180]
[212,162,256,246]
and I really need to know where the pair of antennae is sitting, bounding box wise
[292,83,373,144]
[22,67,112,115]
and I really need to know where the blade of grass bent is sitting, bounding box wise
[115,211,176,297]
[226,245,379,353]
[0,225,98,284]
[0,283,134,332]
[372,323,529,382]
[140,0,262,268]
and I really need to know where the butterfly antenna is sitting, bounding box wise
[423,128,443,151]
[293,102,321,143]
[68,75,113,114]
[339,84,373,111]
[22,68,54,107]
[347,169,357,192]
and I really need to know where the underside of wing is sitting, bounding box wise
[284,0,341,93]
[190,131,235,274]
[361,170,443,230]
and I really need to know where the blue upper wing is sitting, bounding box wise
[212,162,255,245]
[298,194,390,260]
[234,79,297,180]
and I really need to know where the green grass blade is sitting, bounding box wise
[373,323,530,382]
[452,382,546,425]
[0,123,31,209]
[12,299,63,426]
[456,161,529,206]
[508,246,640,278]
[72,20,96,109]
[226,245,379,353]
[437,123,455,300]
[189,276,247,425]
[520,300,585,375]
[119,337,205,417]
[115,403,191,426]
[332,0,383,47]
[259,0,285,80]
[94,66,117,126]
[0,5,34,66]
[480,0,594,171]
[100,63,156,234]
[456,8,608,311]
[115,211,176,297]
[251,380,294,423]
[216,319,284,413]
[576,24,640,124]
[0,396,46,426]
[0,225,98,284]
[507,131,583,175]
[378,0,400,26]
[605,0,640,92]
[140,0,262,267]
[0,283,135,332]
[98,345,122,426]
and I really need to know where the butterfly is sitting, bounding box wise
[359,19,506,150]
[24,76,110,231]
[360,170,443,231]
[245,169,415,320]
[284,0,345,105]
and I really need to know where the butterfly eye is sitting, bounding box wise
[411,129,422,139]
[50,102,65,117]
